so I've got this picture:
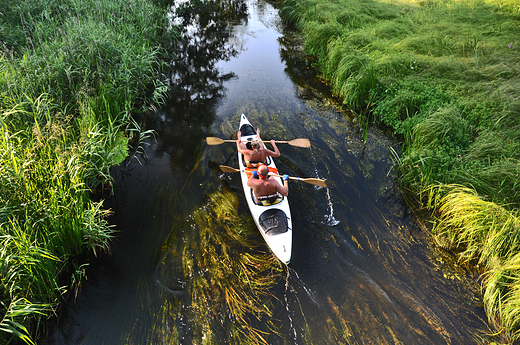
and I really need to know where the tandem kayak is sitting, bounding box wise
[237,114,292,264]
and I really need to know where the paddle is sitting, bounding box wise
[206,137,311,148]
[219,165,328,188]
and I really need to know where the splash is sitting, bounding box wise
[308,147,340,226]
[324,187,340,226]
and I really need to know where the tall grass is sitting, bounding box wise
[1,0,169,124]
[0,0,176,342]
[0,233,58,345]
[276,0,520,340]
[426,185,520,341]
[0,94,115,343]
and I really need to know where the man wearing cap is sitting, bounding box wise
[247,164,289,205]
[236,128,280,168]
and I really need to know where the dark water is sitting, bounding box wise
[44,0,489,343]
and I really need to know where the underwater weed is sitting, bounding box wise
[159,188,284,344]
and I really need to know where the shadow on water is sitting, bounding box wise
[43,0,491,344]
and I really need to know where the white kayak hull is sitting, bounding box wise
[237,114,292,264]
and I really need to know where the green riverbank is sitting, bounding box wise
[0,0,176,342]
[276,0,520,341]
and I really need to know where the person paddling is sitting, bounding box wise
[247,164,289,205]
[237,128,280,168]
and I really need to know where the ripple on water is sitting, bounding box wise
[154,249,188,296]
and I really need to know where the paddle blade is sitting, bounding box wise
[274,174,328,188]
[288,138,311,148]
[219,165,241,173]
[206,137,227,145]
[299,178,328,188]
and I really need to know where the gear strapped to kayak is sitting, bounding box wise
[258,209,289,235]
[250,189,284,206]
[257,193,283,206]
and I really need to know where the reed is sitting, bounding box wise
[2,0,168,123]
[0,94,116,342]
[0,0,175,342]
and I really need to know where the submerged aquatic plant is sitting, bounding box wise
[157,188,285,344]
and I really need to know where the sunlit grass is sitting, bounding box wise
[279,0,520,204]
[0,94,116,343]
[426,185,520,341]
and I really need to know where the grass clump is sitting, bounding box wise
[0,0,176,342]
[277,0,520,202]
[276,0,520,340]
[426,185,520,341]
[0,94,114,343]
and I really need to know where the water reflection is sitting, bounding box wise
[149,0,248,174]
[278,28,336,105]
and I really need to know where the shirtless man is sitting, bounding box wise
[247,164,289,204]
[237,128,280,168]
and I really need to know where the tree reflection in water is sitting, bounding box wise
[149,0,247,176]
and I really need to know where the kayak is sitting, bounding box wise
[237,114,292,264]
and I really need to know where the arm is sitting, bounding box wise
[266,140,281,157]
[275,176,289,196]
[247,173,256,188]
[237,131,247,153]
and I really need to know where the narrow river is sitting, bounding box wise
[44,0,488,343]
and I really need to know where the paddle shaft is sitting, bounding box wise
[271,174,328,188]
[206,137,310,148]
[218,165,327,187]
